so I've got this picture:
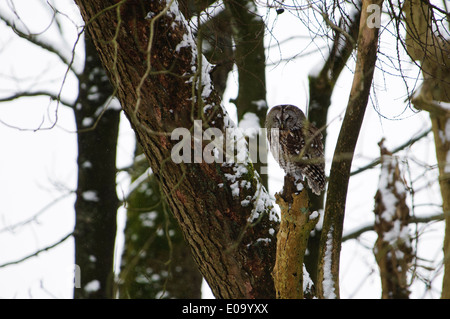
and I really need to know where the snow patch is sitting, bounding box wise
[175,33,196,53]
[323,227,336,299]
[82,190,99,202]
[238,112,260,138]
[84,280,100,293]
[383,219,411,248]
[309,210,319,220]
[251,99,267,111]
[378,155,400,222]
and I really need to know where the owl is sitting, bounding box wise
[265,104,325,195]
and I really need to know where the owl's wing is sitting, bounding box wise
[280,129,305,160]
[305,122,324,157]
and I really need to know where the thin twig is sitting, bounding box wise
[350,128,432,176]
[0,233,73,268]
[0,91,74,108]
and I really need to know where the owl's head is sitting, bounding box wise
[265,104,306,130]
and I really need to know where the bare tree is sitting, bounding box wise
[0,1,120,298]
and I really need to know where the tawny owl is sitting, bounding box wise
[265,104,325,195]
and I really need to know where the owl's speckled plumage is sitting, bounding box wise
[265,104,325,195]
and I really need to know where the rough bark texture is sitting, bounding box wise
[72,0,278,298]
[272,177,318,299]
[403,0,450,298]
[317,0,384,298]
[118,1,233,299]
[73,37,120,299]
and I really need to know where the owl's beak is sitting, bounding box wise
[280,123,284,130]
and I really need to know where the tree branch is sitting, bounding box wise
[0,5,80,75]
[272,177,318,299]
[0,91,75,108]
[0,233,72,268]
[342,213,444,241]
[350,128,432,176]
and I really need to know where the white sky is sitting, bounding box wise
[0,0,446,298]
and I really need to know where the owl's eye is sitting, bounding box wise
[286,114,295,123]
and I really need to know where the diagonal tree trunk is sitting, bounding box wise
[118,1,233,299]
[72,0,279,298]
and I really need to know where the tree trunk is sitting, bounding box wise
[317,0,384,298]
[73,37,120,298]
[118,1,233,299]
[72,0,278,298]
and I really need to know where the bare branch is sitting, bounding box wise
[0,91,75,108]
[0,192,73,234]
[0,3,80,76]
[350,128,432,176]
[317,0,384,299]
[0,233,72,268]
[342,213,444,241]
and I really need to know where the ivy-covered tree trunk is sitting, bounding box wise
[73,0,279,298]
[73,37,121,298]
[119,146,202,298]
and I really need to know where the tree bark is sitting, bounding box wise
[118,1,234,299]
[317,0,383,298]
[72,0,278,298]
